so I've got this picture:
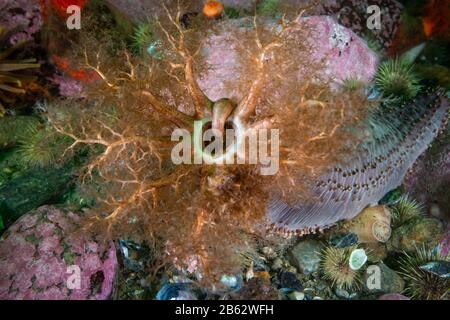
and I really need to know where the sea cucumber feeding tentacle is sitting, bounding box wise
[268,90,449,235]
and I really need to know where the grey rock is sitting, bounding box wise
[335,288,359,300]
[288,291,305,300]
[335,288,350,299]
[363,263,404,294]
[289,240,323,274]
[315,281,327,291]
[388,217,444,252]
[278,271,303,291]
[420,261,450,278]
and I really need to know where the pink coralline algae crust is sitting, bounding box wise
[48,74,84,97]
[303,16,379,84]
[318,0,403,50]
[0,206,117,300]
[0,0,42,44]
[437,229,450,257]
[378,293,410,300]
[198,16,378,102]
[403,129,450,221]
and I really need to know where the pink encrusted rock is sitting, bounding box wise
[0,206,118,300]
[437,229,450,257]
[403,130,450,222]
[318,0,403,50]
[0,0,42,44]
[302,16,378,84]
[378,293,410,300]
[48,75,84,98]
[197,16,378,102]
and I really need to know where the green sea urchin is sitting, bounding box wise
[391,194,423,228]
[375,58,421,100]
[398,246,449,300]
[320,246,363,291]
[342,77,365,92]
[17,123,69,168]
[0,115,40,148]
[131,23,155,53]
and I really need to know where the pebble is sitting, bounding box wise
[286,265,297,274]
[335,288,352,299]
[271,258,283,270]
[262,246,277,260]
[220,275,242,290]
[288,291,305,300]
[315,281,327,291]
